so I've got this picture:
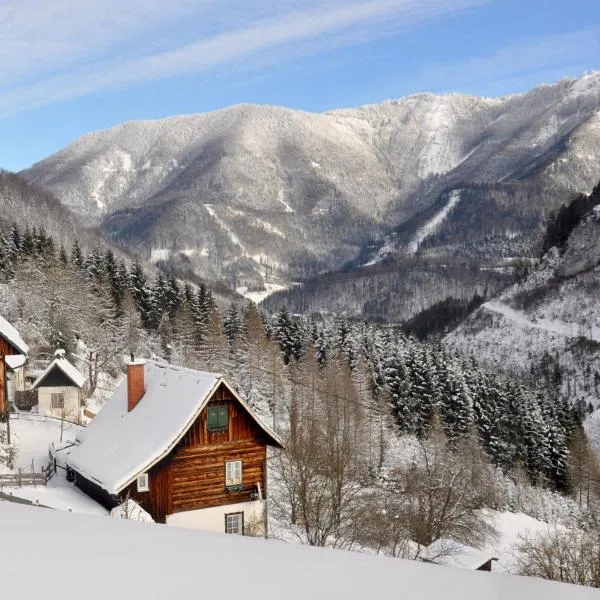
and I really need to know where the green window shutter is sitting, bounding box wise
[217,406,228,428]
[207,406,228,431]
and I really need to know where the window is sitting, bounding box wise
[207,405,228,432]
[137,473,149,492]
[225,460,242,488]
[51,393,65,409]
[225,512,244,535]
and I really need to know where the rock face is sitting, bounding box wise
[558,207,600,277]
[21,74,600,296]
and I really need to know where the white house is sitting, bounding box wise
[31,350,86,422]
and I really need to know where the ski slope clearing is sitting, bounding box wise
[408,190,462,254]
[483,301,600,342]
[0,503,596,600]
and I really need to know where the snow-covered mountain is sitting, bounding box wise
[22,73,600,300]
[445,187,600,449]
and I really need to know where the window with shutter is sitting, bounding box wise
[207,405,228,431]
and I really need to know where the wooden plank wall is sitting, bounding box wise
[0,336,21,418]
[124,383,270,523]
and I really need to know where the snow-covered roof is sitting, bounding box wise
[0,314,29,355]
[31,356,86,389]
[5,354,26,371]
[423,539,496,571]
[66,361,283,495]
[0,503,595,600]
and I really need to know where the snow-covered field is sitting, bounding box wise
[0,414,107,515]
[482,510,559,574]
[1,413,81,474]
[0,502,596,600]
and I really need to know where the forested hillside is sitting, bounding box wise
[446,182,600,451]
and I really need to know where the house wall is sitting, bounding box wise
[166,499,265,535]
[37,386,81,422]
[0,336,21,418]
[124,383,270,526]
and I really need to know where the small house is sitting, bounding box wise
[64,359,283,535]
[31,350,86,422]
[422,538,498,572]
[0,314,29,419]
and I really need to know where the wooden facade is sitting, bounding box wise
[77,382,274,524]
[0,335,22,419]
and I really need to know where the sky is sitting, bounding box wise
[1,0,599,172]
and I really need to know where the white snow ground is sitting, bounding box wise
[1,414,81,474]
[0,502,596,600]
[482,510,559,574]
[0,414,107,514]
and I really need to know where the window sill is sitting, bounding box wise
[225,484,244,493]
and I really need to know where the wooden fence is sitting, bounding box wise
[0,459,56,488]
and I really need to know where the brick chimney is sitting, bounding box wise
[127,355,146,412]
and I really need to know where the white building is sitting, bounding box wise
[31,350,86,422]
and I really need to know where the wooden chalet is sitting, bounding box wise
[64,359,283,534]
[0,315,29,420]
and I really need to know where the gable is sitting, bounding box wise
[178,382,270,448]
[32,357,86,390]
[35,364,78,388]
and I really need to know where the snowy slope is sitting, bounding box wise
[0,502,596,600]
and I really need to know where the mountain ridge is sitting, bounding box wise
[21,73,600,311]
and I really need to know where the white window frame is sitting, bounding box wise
[137,473,149,492]
[225,512,244,535]
[225,460,243,487]
[51,392,65,409]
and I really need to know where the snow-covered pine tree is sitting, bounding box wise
[223,302,242,345]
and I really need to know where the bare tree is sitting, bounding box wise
[515,528,600,588]
[391,414,499,547]
[270,353,369,549]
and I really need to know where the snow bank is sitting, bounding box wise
[0,503,595,600]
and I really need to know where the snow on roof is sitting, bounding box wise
[423,539,496,571]
[31,356,86,389]
[66,360,283,495]
[5,354,26,371]
[0,314,29,355]
[0,503,596,600]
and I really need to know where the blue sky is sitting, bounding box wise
[1,0,599,172]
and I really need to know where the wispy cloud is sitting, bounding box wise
[405,27,600,96]
[0,0,488,117]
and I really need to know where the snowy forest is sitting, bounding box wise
[1,206,600,586]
